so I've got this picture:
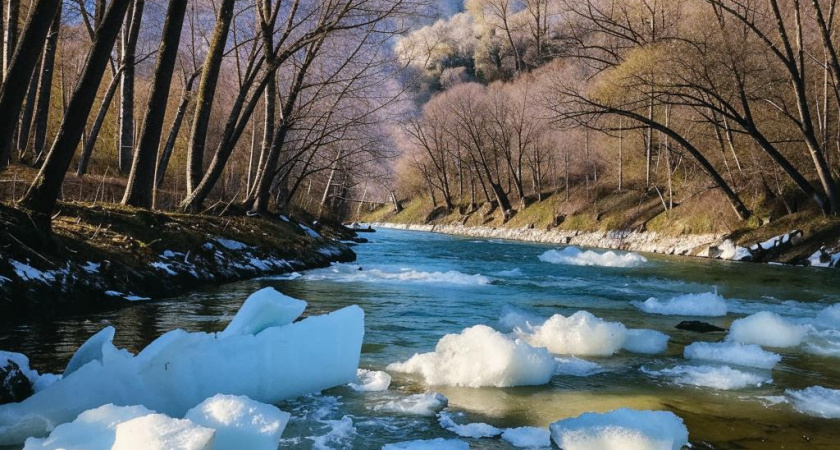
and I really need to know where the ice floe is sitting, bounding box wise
[683,341,781,369]
[387,325,556,387]
[437,411,502,438]
[0,288,363,445]
[728,311,808,348]
[517,311,627,356]
[539,247,647,268]
[549,408,688,450]
[22,404,153,450]
[349,369,391,392]
[642,364,770,390]
[184,394,289,450]
[111,413,215,450]
[374,393,448,416]
[554,357,604,377]
[303,264,491,285]
[785,386,840,418]
[382,438,469,450]
[632,292,727,317]
[624,329,670,354]
[501,426,551,448]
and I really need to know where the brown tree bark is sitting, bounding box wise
[117,0,144,174]
[31,0,60,161]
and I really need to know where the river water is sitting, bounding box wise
[2,229,840,449]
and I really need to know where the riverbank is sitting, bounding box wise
[0,202,357,321]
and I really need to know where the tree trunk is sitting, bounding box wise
[186,0,235,193]
[76,70,121,175]
[19,0,131,226]
[122,0,187,207]
[31,3,59,161]
[0,0,61,169]
[16,55,41,156]
[117,0,144,174]
[155,72,197,189]
[3,0,18,78]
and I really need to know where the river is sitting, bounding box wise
[2,229,839,449]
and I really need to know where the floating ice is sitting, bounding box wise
[387,325,556,387]
[0,352,60,393]
[519,311,627,356]
[498,306,543,333]
[815,304,840,329]
[539,247,647,268]
[184,394,289,450]
[22,404,153,450]
[375,393,448,416]
[785,386,840,418]
[632,292,727,317]
[382,438,469,450]
[218,287,307,338]
[554,357,604,377]
[549,408,688,450]
[437,412,502,438]
[348,369,391,392]
[803,329,840,357]
[303,264,491,285]
[642,364,769,390]
[0,290,364,445]
[493,268,524,277]
[684,341,781,369]
[623,329,669,354]
[728,311,808,348]
[111,413,215,450]
[501,427,551,448]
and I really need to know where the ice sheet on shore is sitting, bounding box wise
[785,386,840,418]
[632,292,727,317]
[642,364,770,390]
[728,311,808,348]
[387,325,556,387]
[684,341,781,369]
[539,247,647,268]
[0,289,364,445]
[549,408,688,450]
[382,438,469,450]
[501,426,551,448]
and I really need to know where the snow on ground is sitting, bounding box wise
[632,292,727,317]
[348,369,391,392]
[215,239,249,251]
[382,438,469,450]
[81,262,101,274]
[501,426,551,448]
[111,413,215,450]
[554,357,604,377]
[374,393,448,417]
[387,325,556,387]
[0,351,60,393]
[23,404,154,450]
[728,311,808,348]
[302,264,492,286]
[539,247,647,268]
[623,329,670,354]
[808,249,840,267]
[549,408,688,450]
[299,224,321,238]
[10,260,59,283]
[785,386,840,418]
[642,364,770,390]
[437,412,502,438]
[185,394,289,450]
[0,289,364,445]
[684,341,781,369]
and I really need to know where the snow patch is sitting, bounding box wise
[539,247,647,268]
[215,239,249,251]
[549,408,689,450]
[387,325,556,387]
[632,292,727,317]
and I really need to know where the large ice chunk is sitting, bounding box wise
[519,311,627,356]
[728,312,808,348]
[501,427,551,448]
[23,404,153,450]
[387,325,556,387]
[623,329,670,354]
[0,292,364,445]
[684,341,781,369]
[785,386,840,418]
[632,292,727,317]
[112,414,215,450]
[184,394,289,450]
[218,287,307,338]
[549,408,689,450]
[0,352,60,394]
[539,247,647,268]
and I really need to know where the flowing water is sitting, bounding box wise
[2,229,840,449]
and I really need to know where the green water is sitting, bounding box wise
[2,229,840,449]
